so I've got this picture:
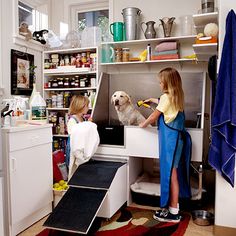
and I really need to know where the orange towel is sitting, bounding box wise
[151,54,179,60]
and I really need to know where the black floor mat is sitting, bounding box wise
[68,160,125,189]
[44,188,107,234]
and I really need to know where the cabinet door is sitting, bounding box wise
[9,143,53,224]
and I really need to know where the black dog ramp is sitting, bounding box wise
[69,160,125,189]
[44,160,125,234]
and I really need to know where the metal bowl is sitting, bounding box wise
[191,210,214,226]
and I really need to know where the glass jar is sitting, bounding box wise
[44,59,50,69]
[80,78,86,87]
[64,55,70,66]
[51,78,58,88]
[74,76,80,87]
[76,54,81,68]
[58,78,64,88]
[64,78,70,88]
[115,48,122,62]
[70,77,75,87]
[81,52,87,67]
[122,48,130,62]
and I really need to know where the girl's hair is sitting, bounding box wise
[69,95,89,115]
[159,67,184,111]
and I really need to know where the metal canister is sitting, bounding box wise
[122,7,141,40]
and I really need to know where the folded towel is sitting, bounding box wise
[154,50,178,56]
[155,41,177,52]
[69,121,100,179]
[208,10,236,187]
[151,54,179,60]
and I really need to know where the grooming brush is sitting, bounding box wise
[137,100,154,111]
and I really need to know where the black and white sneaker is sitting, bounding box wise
[153,209,181,223]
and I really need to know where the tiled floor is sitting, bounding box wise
[18,204,214,236]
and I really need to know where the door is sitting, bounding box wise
[9,143,53,225]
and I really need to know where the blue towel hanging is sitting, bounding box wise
[208,10,236,187]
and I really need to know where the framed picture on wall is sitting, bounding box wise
[11,49,34,96]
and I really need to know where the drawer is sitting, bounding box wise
[126,127,158,158]
[8,127,52,152]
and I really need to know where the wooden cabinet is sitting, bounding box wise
[2,125,53,236]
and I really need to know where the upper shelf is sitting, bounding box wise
[101,35,197,46]
[101,58,196,66]
[43,47,97,55]
[193,43,217,61]
[193,12,218,33]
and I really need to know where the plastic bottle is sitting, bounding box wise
[30,92,47,123]
[147,44,151,61]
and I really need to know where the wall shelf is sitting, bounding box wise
[193,43,218,61]
[101,35,197,46]
[193,12,218,33]
[101,58,196,66]
[44,87,97,91]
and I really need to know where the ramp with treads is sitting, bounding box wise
[44,160,126,234]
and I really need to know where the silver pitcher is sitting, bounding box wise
[122,7,141,40]
[159,17,175,37]
[141,21,156,39]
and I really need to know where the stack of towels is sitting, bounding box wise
[152,41,179,60]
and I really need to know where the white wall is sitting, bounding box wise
[111,0,200,38]
[0,0,45,100]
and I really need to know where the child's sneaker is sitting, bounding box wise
[153,209,181,223]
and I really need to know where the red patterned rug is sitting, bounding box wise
[37,207,190,236]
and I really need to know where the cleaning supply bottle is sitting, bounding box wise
[30,92,47,123]
[147,44,151,61]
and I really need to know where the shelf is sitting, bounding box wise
[193,12,218,27]
[193,43,217,61]
[43,67,96,75]
[101,58,196,65]
[44,47,97,54]
[44,87,97,91]
[101,35,197,46]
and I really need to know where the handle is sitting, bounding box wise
[140,22,146,35]
[11,157,17,172]
[110,47,114,60]
[110,23,114,36]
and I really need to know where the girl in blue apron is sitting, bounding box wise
[139,67,191,223]
[65,95,90,168]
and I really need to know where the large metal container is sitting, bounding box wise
[122,7,141,40]
[201,0,214,13]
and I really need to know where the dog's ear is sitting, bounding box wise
[125,93,132,104]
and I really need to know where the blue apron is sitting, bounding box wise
[158,112,192,207]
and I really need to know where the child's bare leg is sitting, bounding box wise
[170,168,179,208]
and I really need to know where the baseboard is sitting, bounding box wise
[214,225,236,236]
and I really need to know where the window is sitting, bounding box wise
[77,10,109,41]
[18,0,48,33]
[70,1,109,42]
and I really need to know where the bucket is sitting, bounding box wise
[122,7,141,40]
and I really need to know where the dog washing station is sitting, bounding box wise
[92,70,207,202]
[44,70,208,234]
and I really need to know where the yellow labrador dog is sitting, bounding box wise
[111,91,146,126]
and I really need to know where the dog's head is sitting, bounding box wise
[111,91,131,109]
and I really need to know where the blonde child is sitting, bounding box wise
[139,67,191,223]
[65,95,90,167]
